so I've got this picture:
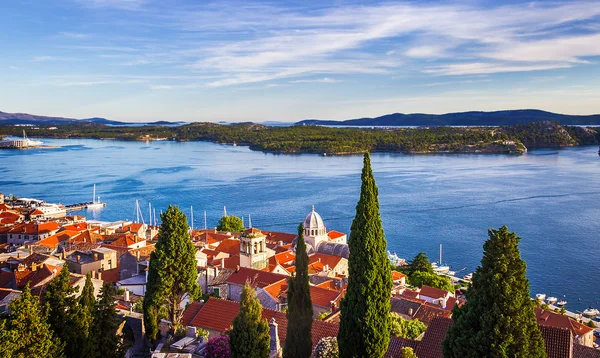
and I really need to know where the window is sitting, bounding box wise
[213,287,220,297]
[108,260,112,269]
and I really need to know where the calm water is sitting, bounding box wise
[1,139,599,311]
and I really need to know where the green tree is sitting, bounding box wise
[408,252,433,274]
[283,223,313,358]
[145,205,200,338]
[77,272,96,356]
[216,215,245,232]
[409,271,454,293]
[338,153,392,358]
[89,283,126,358]
[44,265,88,358]
[229,284,270,358]
[389,313,426,339]
[443,226,546,358]
[0,284,64,358]
[401,347,418,358]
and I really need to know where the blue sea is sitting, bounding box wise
[1,138,599,311]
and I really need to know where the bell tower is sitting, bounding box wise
[240,228,268,269]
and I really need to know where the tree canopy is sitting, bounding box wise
[409,271,454,293]
[145,205,200,338]
[338,153,392,358]
[283,223,313,358]
[390,313,426,340]
[216,215,245,232]
[443,226,546,358]
[229,284,270,358]
[408,252,433,274]
[89,283,126,358]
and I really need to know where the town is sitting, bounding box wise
[0,154,598,358]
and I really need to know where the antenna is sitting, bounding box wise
[223,206,227,217]
[249,214,252,229]
[204,210,207,230]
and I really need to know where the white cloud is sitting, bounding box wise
[32,56,79,62]
[423,63,574,76]
[59,32,90,39]
[290,77,342,84]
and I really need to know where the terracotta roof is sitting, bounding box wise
[35,230,80,249]
[263,280,288,302]
[536,308,594,338]
[225,267,287,288]
[14,264,61,289]
[128,244,156,261]
[184,297,339,348]
[8,221,61,235]
[415,317,453,358]
[30,209,45,216]
[0,270,15,289]
[214,239,241,256]
[194,231,234,245]
[401,289,421,300]
[108,233,142,248]
[327,231,346,240]
[309,285,344,308]
[307,261,325,274]
[539,325,573,358]
[419,285,451,300]
[390,297,422,318]
[208,255,240,270]
[208,269,235,286]
[573,343,600,358]
[181,301,204,326]
[309,253,343,269]
[0,288,20,300]
[101,267,121,283]
[385,336,420,358]
[415,303,452,325]
[263,231,297,244]
[19,253,54,267]
[269,250,296,266]
[314,279,345,292]
[61,222,88,232]
[392,270,407,281]
[117,223,144,234]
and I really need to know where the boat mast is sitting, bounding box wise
[93,184,96,203]
[190,205,194,230]
[249,214,252,229]
[149,203,152,227]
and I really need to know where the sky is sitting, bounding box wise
[1,0,600,123]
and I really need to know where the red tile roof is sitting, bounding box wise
[214,239,241,256]
[539,325,573,358]
[263,231,297,244]
[100,267,121,283]
[392,270,407,281]
[14,264,61,289]
[309,285,344,308]
[309,253,343,270]
[419,285,451,300]
[385,336,420,358]
[263,280,288,302]
[415,317,453,358]
[61,222,88,232]
[35,230,80,249]
[181,301,204,327]
[8,221,61,235]
[573,343,600,358]
[327,230,346,240]
[269,250,296,267]
[536,308,594,338]
[184,298,339,348]
[225,267,288,288]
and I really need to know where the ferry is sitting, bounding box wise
[0,130,43,148]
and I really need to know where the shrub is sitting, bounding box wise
[312,336,339,358]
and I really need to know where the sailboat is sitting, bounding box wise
[433,244,451,274]
[87,184,106,209]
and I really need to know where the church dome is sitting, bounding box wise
[304,206,324,229]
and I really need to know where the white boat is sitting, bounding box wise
[434,244,451,274]
[583,308,600,317]
[536,294,546,301]
[557,300,567,306]
[87,184,105,209]
[463,273,473,281]
[546,297,558,304]
[446,270,456,276]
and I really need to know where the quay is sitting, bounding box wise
[64,201,106,211]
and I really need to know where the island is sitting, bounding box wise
[0,121,598,155]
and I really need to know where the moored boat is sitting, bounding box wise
[546,297,558,304]
[583,308,600,317]
[536,293,546,301]
[557,300,567,306]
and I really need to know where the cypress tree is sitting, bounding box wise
[90,283,125,358]
[45,265,85,358]
[229,284,270,358]
[77,272,96,356]
[338,152,392,358]
[1,284,64,358]
[283,223,313,358]
[80,272,95,314]
[443,226,546,358]
[144,205,200,338]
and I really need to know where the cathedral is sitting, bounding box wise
[295,206,350,258]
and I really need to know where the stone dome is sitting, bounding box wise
[303,206,325,229]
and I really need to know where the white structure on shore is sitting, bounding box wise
[297,206,349,258]
[0,130,43,148]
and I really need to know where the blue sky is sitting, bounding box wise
[1,0,599,122]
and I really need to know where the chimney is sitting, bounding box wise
[97,271,102,281]
[124,288,130,302]
[441,296,448,309]
[77,255,81,264]
[93,253,98,261]
[32,263,38,272]
[221,259,225,269]
[269,318,282,358]
[408,307,414,316]
[136,251,140,261]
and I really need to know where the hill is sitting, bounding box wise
[0,111,184,126]
[296,110,600,126]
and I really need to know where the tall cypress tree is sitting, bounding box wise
[90,283,125,358]
[443,226,546,358]
[45,265,86,358]
[144,205,200,339]
[229,284,270,358]
[283,223,313,358]
[77,272,96,356]
[338,152,392,358]
[1,284,64,358]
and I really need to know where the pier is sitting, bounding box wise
[64,201,106,211]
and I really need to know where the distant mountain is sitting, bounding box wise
[296,110,600,126]
[0,111,185,126]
